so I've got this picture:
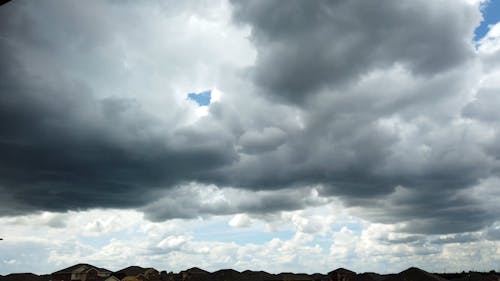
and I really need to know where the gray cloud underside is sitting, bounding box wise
[1,0,499,235]
[230,0,477,104]
[141,185,326,221]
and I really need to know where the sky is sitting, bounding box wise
[1,0,500,275]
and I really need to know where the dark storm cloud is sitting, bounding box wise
[0,0,499,237]
[230,0,478,104]
[0,55,237,214]
[237,127,287,154]
[0,2,238,215]
[343,183,498,234]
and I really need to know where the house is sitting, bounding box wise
[51,264,112,281]
[159,271,181,281]
[382,267,448,281]
[179,268,209,281]
[113,266,160,281]
[277,273,313,281]
[237,270,279,281]
[103,277,120,281]
[211,269,241,281]
[327,268,356,281]
[448,272,500,281]
[310,273,329,281]
[354,273,382,281]
[122,277,146,281]
[0,273,47,281]
[143,269,161,281]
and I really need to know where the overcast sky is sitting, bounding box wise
[1,0,500,275]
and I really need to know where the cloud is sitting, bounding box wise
[238,127,287,154]
[1,206,499,275]
[485,222,500,241]
[0,0,499,241]
[157,235,190,250]
[430,233,481,244]
[230,0,479,104]
[229,214,253,228]
[141,184,328,221]
[0,0,241,215]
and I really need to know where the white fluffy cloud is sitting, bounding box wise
[1,205,499,275]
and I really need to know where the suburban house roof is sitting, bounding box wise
[327,268,356,276]
[115,266,148,276]
[114,265,159,276]
[184,267,209,274]
[51,263,112,275]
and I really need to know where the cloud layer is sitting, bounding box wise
[230,0,478,103]
[0,0,499,255]
[1,207,499,275]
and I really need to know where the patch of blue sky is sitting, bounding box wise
[197,229,294,245]
[191,220,294,244]
[475,0,500,41]
[309,235,333,250]
[190,219,364,246]
[329,222,363,233]
[0,242,53,274]
[187,90,212,106]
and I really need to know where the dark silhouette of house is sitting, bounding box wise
[0,273,50,281]
[237,270,279,281]
[310,273,328,281]
[159,271,182,281]
[277,273,314,281]
[383,267,448,281]
[327,268,357,281]
[112,266,160,281]
[51,264,112,281]
[5,263,500,281]
[447,272,500,281]
[180,268,210,281]
[354,272,382,281]
[211,269,241,281]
